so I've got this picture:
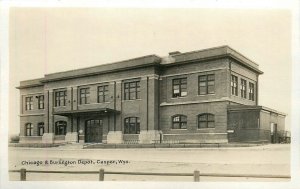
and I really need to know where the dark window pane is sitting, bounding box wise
[181,116,187,122]
[181,123,187,129]
[173,123,180,129]
[199,74,215,95]
[199,115,207,121]
[173,79,180,85]
[207,74,215,80]
[208,85,215,94]
[172,78,188,97]
[199,122,207,128]
[198,114,215,128]
[208,122,215,128]
[208,114,214,121]
[199,75,207,81]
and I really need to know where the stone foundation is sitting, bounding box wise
[139,130,161,144]
[42,133,55,144]
[19,136,42,143]
[65,132,78,143]
[107,131,123,144]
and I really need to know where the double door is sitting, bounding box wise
[85,119,103,143]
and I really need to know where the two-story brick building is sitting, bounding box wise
[17,46,286,144]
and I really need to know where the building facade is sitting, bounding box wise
[17,46,286,144]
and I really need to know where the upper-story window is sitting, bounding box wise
[124,117,140,134]
[172,115,187,129]
[98,85,109,103]
[124,81,140,100]
[172,78,187,98]
[198,113,215,128]
[25,97,33,110]
[231,75,238,96]
[55,90,67,107]
[249,82,255,101]
[38,95,44,109]
[199,74,215,95]
[80,88,90,104]
[241,79,247,98]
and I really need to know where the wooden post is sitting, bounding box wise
[20,168,26,181]
[99,169,104,181]
[194,170,200,182]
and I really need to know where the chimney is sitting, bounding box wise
[168,51,181,56]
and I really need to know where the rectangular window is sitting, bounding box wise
[124,117,140,134]
[80,88,90,104]
[98,85,109,103]
[199,74,215,95]
[249,82,255,101]
[38,122,44,136]
[124,81,140,100]
[231,75,238,96]
[241,79,247,98]
[172,115,187,129]
[25,97,33,110]
[25,123,33,136]
[55,90,67,107]
[172,78,187,98]
[38,95,44,109]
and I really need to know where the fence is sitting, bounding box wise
[9,168,290,181]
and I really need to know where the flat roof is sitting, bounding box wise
[18,45,263,88]
[52,108,119,116]
[227,105,286,116]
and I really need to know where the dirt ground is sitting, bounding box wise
[8,144,290,181]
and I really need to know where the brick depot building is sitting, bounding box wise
[17,46,286,144]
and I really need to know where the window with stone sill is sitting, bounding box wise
[198,113,215,129]
[172,78,187,98]
[199,74,215,95]
[172,115,187,129]
[38,95,44,109]
[25,123,33,136]
[124,117,140,134]
[55,121,67,135]
[79,88,90,104]
[231,75,238,96]
[241,79,247,98]
[38,122,44,136]
[55,90,67,107]
[25,96,33,110]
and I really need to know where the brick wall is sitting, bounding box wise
[160,101,228,143]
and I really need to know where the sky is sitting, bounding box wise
[9,8,292,135]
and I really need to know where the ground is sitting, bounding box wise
[8,144,290,181]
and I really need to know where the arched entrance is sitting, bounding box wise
[85,119,103,143]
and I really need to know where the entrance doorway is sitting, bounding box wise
[270,123,278,143]
[85,119,103,143]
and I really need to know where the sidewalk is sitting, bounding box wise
[83,142,265,149]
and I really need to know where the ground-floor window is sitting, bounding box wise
[198,113,215,128]
[124,117,140,134]
[25,123,33,136]
[172,115,187,129]
[38,122,44,136]
[55,121,67,135]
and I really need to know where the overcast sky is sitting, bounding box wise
[9,8,291,135]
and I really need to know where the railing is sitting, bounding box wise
[123,140,140,144]
[153,140,181,144]
[9,168,290,181]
